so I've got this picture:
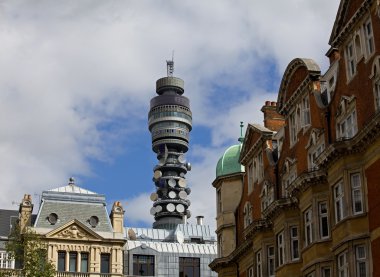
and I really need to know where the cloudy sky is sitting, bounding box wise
[0,0,340,230]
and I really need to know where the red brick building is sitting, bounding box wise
[210,0,380,276]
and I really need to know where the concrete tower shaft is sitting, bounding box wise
[148,62,192,229]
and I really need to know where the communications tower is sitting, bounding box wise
[148,60,192,229]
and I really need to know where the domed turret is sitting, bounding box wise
[216,122,245,178]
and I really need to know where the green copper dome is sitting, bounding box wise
[216,143,245,178]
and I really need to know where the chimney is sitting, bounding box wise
[182,214,187,224]
[110,201,125,234]
[326,47,340,65]
[261,101,285,132]
[196,216,204,225]
[19,194,33,233]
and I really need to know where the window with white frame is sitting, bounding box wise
[364,19,375,56]
[261,182,274,212]
[256,251,262,277]
[334,181,345,223]
[243,202,253,228]
[248,163,254,194]
[267,246,275,277]
[302,95,311,127]
[282,164,297,198]
[321,267,331,277]
[304,208,313,246]
[289,111,297,145]
[356,245,368,277]
[319,202,330,239]
[277,231,285,267]
[337,109,357,139]
[290,226,300,260]
[351,173,364,215]
[337,251,348,277]
[248,266,254,277]
[355,33,363,60]
[307,130,325,170]
[346,40,356,79]
[307,272,315,277]
[0,251,14,269]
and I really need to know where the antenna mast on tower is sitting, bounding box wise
[166,51,175,77]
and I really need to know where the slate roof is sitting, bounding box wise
[0,209,18,237]
[33,184,113,233]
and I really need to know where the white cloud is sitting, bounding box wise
[0,0,340,234]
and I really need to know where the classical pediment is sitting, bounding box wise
[45,219,103,241]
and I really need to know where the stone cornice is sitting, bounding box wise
[317,111,380,168]
[209,238,252,271]
[287,169,327,198]
[243,219,272,240]
[330,0,373,47]
[262,198,297,220]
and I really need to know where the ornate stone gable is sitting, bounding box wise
[45,219,103,241]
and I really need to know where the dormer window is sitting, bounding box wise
[346,41,356,79]
[306,129,325,170]
[336,97,357,140]
[364,19,375,56]
[302,95,311,127]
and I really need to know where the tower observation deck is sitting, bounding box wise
[148,61,192,229]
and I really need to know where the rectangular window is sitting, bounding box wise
[256,251,262,277]
[302,96,311,126]
[217,189,222,214]
[0,252,14,269]
[100,253,110,274]
[69,252,77,272]
[80,253,88,273]
[319,202,329,239]
[57,251,66,271]
[375,79,380,110]
[267,246,275,277]
[338,251,348,277]
[179,257,200,277]
[346,41,356,78]
[321,267,331,277]
[258,152,264,182]
[356,245,368,277]
[351,173,364,214]
[364,19,375,56]
[248,163,253,194]
[334,182,345,223]
[289,112,297,144]
[308,143,325,170]
[277,232,285,267]
[290,226,299,260]
[304,209,313,246]
[338,110,357,139]
[133,255,154,276]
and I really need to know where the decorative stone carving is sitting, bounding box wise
[56,225,88,239]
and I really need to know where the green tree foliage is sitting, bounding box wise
[0,224,55,277]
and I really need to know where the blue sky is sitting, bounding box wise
[0,0,340,230]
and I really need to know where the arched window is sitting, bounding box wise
[371,56,380,110]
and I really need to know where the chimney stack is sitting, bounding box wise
[196,216,204,226]
[261,101,285,132]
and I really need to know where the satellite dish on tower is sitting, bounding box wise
[179,191,187,200]
[178,154,186,164]
[178,178,187,188]
[154,170,162,180]
[168,178,176,188]
[150,193,158,201]
[168,191,177,199]
[176,204,185,213]
[166,203,175,212]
